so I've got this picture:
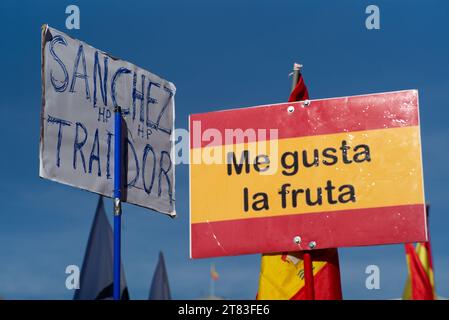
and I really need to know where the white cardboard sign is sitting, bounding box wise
[40,25,176,216]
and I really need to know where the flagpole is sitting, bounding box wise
[290,63,315,300]
[291,63,301,91]
[210,276,215,297]
[113,106,123,301]
[303,252,315,299]
[210,263,216,297]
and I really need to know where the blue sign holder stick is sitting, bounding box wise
[113,106,122,300]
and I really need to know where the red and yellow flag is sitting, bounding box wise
[403,241,436,300]
[257,71,342,300]
[257,249,342,300]
[210,264,219,281]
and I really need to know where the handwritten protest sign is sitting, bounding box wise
[190,90,427,258]
[40,25,176,216]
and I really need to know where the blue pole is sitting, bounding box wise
[113,106,122,301]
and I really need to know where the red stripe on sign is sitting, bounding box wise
[190,204,426,259]
[190,90,419,149]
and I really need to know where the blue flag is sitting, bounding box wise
[74,196,129,300]
[149,252,171,300]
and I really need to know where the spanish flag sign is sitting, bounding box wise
[189,89,427,258]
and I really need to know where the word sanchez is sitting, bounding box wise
[227,140,371,211]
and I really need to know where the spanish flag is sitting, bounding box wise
[257,69,342,300]
[403,242,436,300]
[211,264,219,281]
[257,250,343,300]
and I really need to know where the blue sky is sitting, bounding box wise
[0,0,448,299]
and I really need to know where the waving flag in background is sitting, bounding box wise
[74,196,129,300]
[149,252,172,300]
[288,68,309,102]
[258,250,342,300]
[403,243,435,300]
[403,206,436,300]
[211,264,219,281]
[257,69,342,300]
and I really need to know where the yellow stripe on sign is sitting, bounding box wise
[190,126,424,224]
